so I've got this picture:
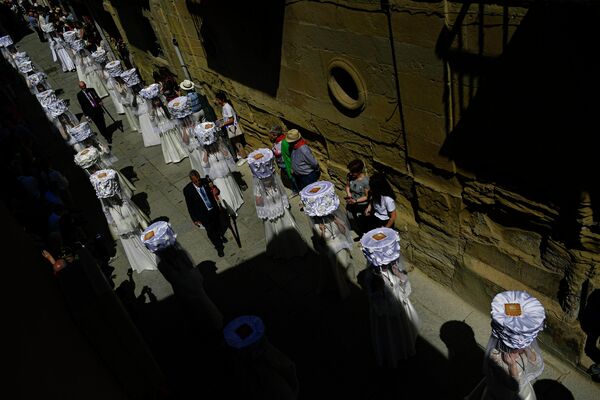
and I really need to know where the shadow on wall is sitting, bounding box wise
[186,0,285,96]
[439,2,600,235]
[112,0,161,57]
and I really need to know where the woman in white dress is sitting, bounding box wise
[136,92,161,147]
[49,32,75,72]
[82,50,109,98]
[90,169,156,273]
[152,97,188,163]
[466,291,545,400]
[360,227,419,366]
[248,148,307,259]
[100,62,125,115]
[195,122,243,215]
[301,181,354,299]
[114,76,140,132]
[141,221,223,332]
[167,96,203,171]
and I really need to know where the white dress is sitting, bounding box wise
[83,55,109,98]
[74,53,86,83]
[50,37,75,72]
[201,146,243,214]
[116,84,139,132]
[136,97,161,147]
[254,175,307,259]
[364,264,419,367]
[103,72,125,114]
[104,200,157,273]
[311,211,354,299]
[155,107,188,163]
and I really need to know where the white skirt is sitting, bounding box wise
[189,148,204,175]
[120,234,158,273]
[214,175,243,214]
[160,127,188,164]
[264,208,307,259]
[107,87,125,114]
[87,70,109,99]
[56,47,75,72]
[122,105,139,132]
[139,112,161,147]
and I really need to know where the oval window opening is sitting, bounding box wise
[331,66,359,101]
[327,58,366,115]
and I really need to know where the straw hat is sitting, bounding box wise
[179,79,195,91]
[285,129,301,143]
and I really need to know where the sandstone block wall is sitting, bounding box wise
[95,0,599,367]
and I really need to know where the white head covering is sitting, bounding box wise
[141,221,178,252]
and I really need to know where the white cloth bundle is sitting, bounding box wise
[71,39,85,52]
[27,72,47,86]
[18,61,34,74]
[36,89,57,107]
[47,100,68,118]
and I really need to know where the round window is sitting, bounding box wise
[327,58,366,112]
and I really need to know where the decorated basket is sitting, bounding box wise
[91,48,107,64]
[70,39,85,52]
[13,51,29,63]
[27,71,47,87]
[74,146,100,169]
[62,30,79,43]
[491,291,546,350]
[120,68,140,87]
[0,35,13,47]
[139,83,160,100]
[40,23,55,33]
[18,60,34,74]
[67,121,93,143]
[300,180,340,217]
[247,148,275,179]
[36,89,57,107]
[105,60,123,78]
[89,169,120,199]
[360,227,401,267]
[167,96,192,119]
[141,221,178,252]
[47,99,68,118]
[193,121,218,146]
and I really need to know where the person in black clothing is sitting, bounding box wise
[183,170,227,257]
[76,81,111,143]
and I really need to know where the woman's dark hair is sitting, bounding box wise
[369,173,395,204]
[215,91,229,104]
[347,159,364,174]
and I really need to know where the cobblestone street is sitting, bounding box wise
[13,30,599,400]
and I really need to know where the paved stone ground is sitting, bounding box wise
[16,32,599,399]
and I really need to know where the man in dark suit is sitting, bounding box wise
[183,170,226,257]
[77,81,111,144]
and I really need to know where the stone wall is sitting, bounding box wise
[96,0,600,367]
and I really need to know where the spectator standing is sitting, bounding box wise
[216,91,247,166]
[285,129,320,190]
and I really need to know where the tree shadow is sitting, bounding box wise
[580,289,600,364]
